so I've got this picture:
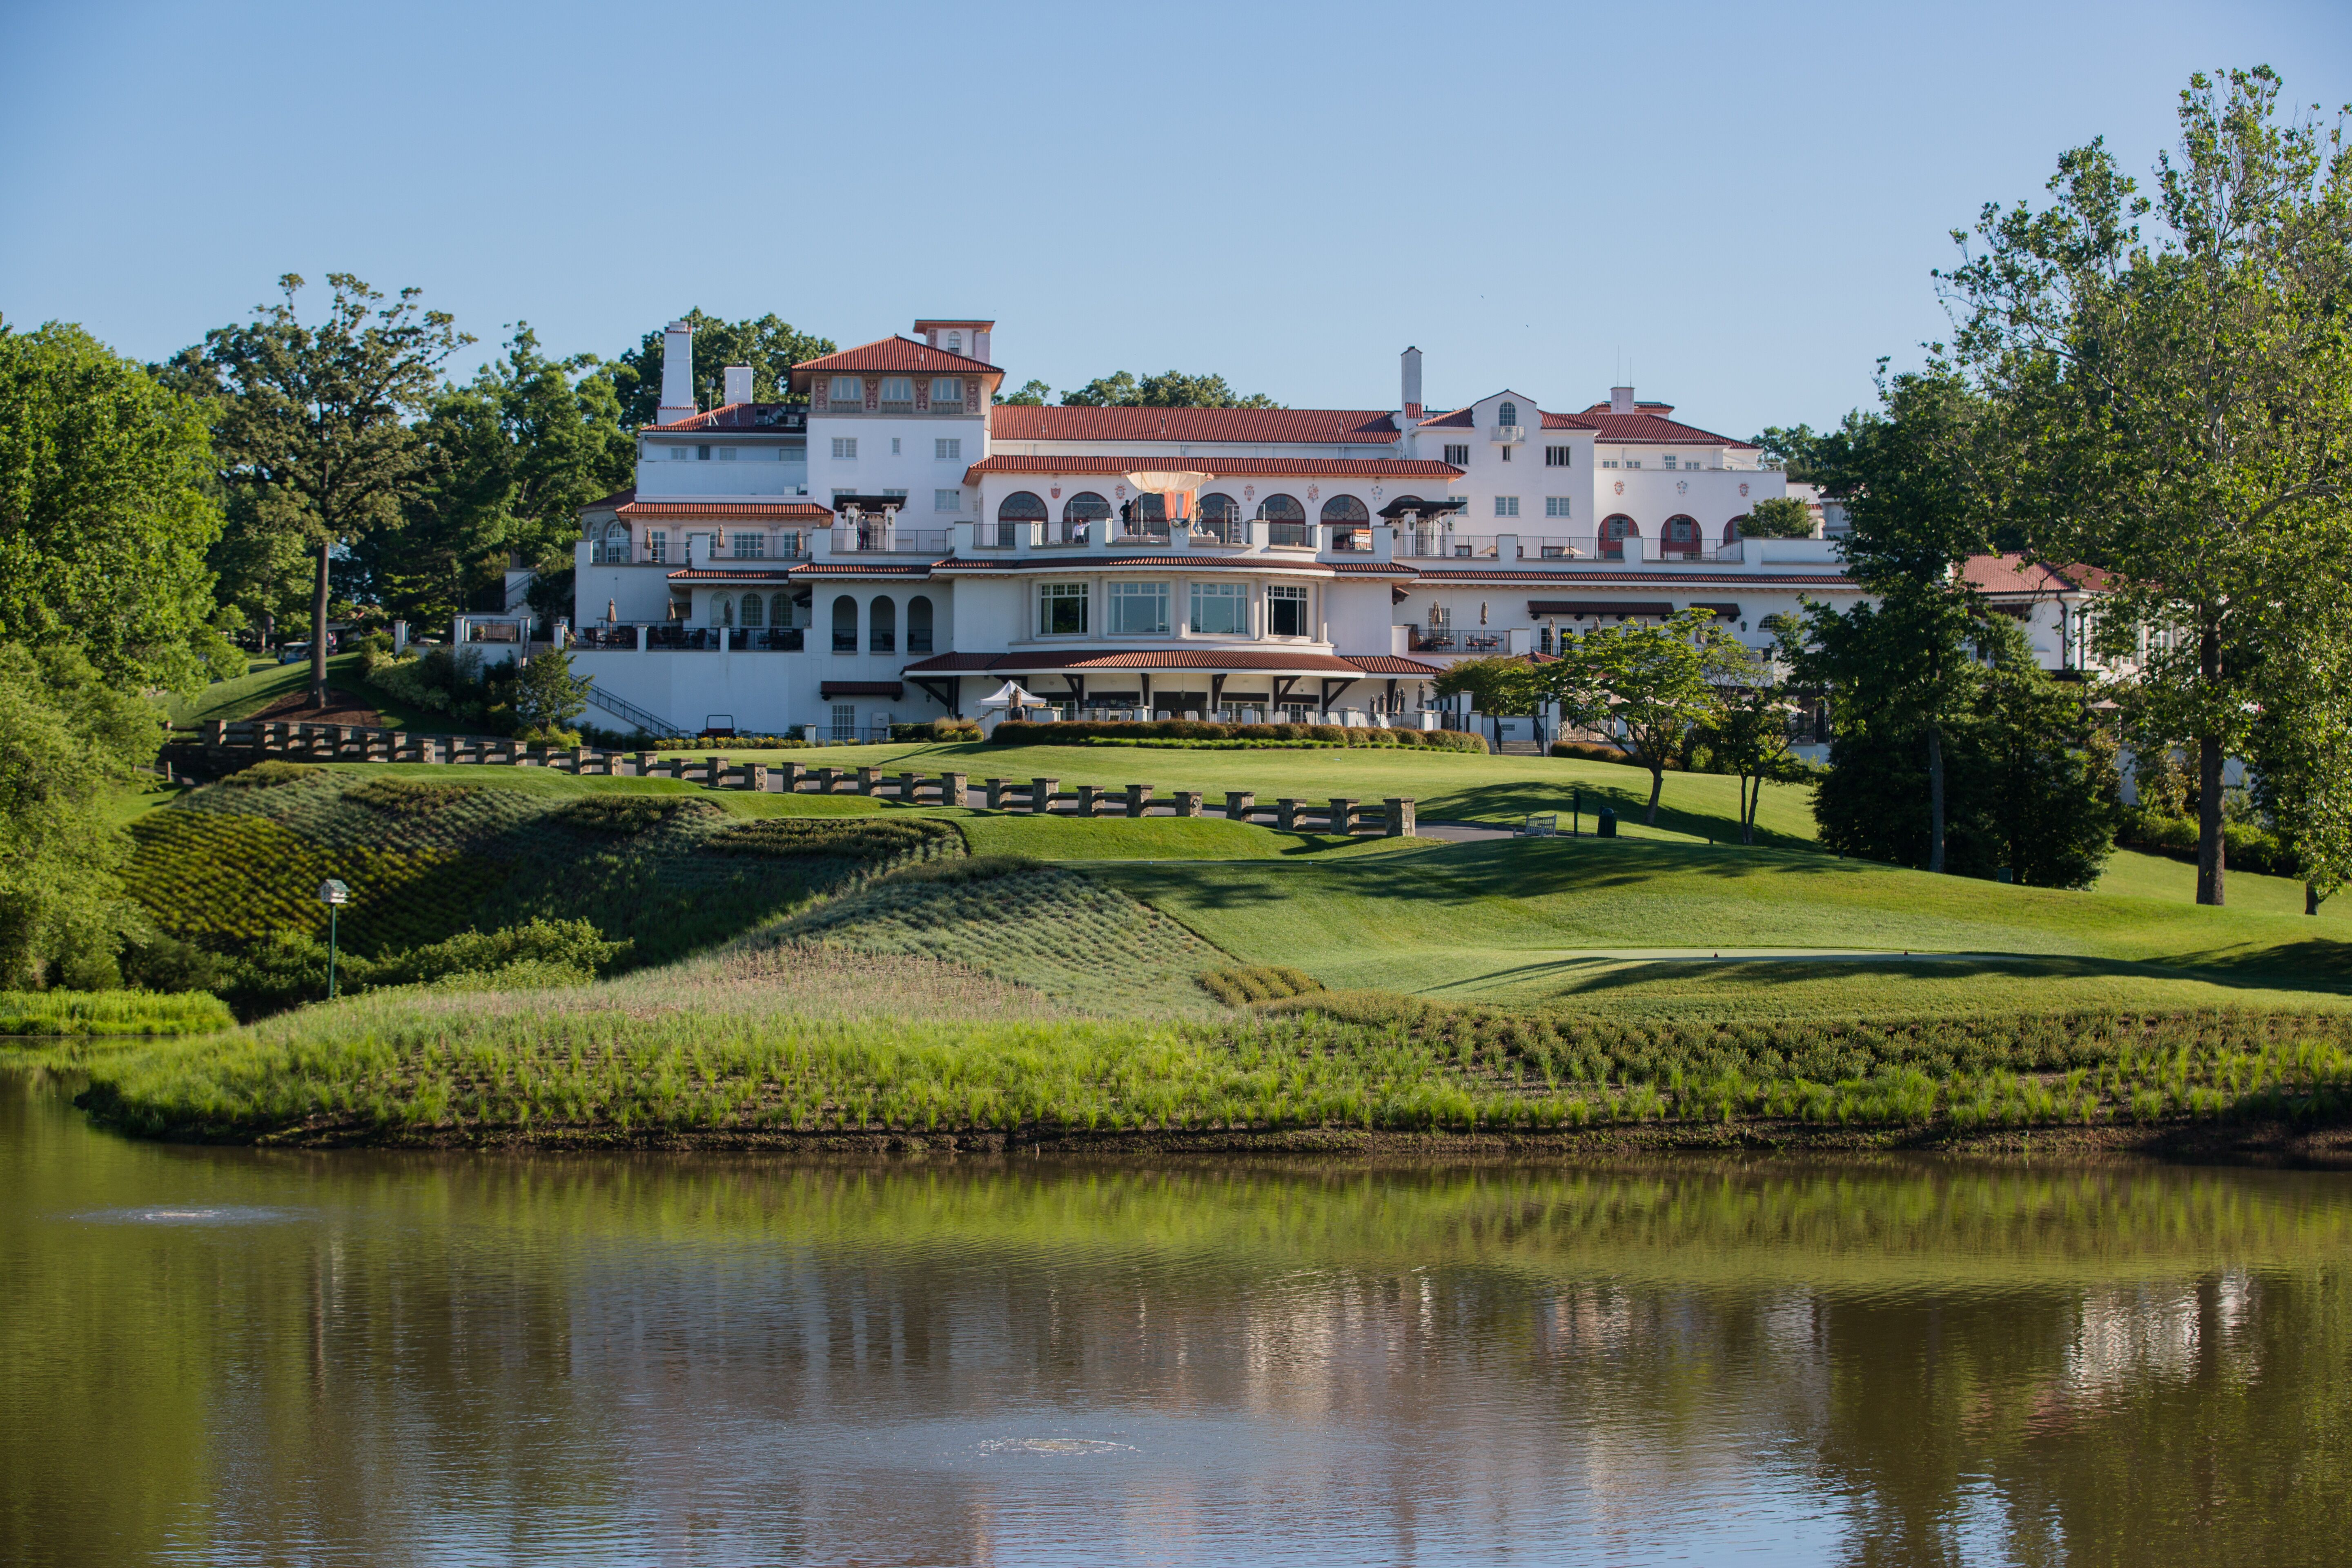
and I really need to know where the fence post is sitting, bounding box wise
[813,766,840,794]
[1224,790,1256,822]
[1328,797,1359,834]
[1385,797,1415,837]
[1174,790,1202,818]
[857,766,881,796]
[778,761,806,792]
[985,777,1009,811]
[939,771,967,808]
[1125,783,1152,818]
[1276,797,1301,832]
[1030,777,1058,814]
[895,770,918,804]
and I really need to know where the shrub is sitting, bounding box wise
[552,795,692,835]
[118,931,225,994]
[220,760,324,788]
[2117,805,2297,877]
[891,717,982,741]
[367,918,628,987]
[705,816,961,862]
[1198,964,1325,1005]
[347,778,477,815]
[989,719,1485,751]
[1551,740,1637,764]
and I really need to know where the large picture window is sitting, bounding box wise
[1107,581,1169,636]
[1266,584,1308,637]
[1259,493,1307,548]
[1039,582,1087,635]
[1189,581,1246,635]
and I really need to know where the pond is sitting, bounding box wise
[2,1064,2347,1566]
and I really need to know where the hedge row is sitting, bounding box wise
[2116,806,2298,878]
[989,719,1487,752]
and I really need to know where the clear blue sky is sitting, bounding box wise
[3,0,2345,440]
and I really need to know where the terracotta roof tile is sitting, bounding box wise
[643,402,809,433]
[962,455,1460,483]
[584,487,636,510]
[901,649,1425,676]
[1963,552,2116,596]
[988,406,1401,445]
[620,501,833,521]
[791,336,1001,377]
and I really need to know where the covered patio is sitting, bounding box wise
[899,649,1443,722]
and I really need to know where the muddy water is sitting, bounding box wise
[3,1064,2348,1566]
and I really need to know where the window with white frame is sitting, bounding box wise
[934,489,960,512]
[1545,445,1573,467]
[932,378,962,406]
[879,376,913,406]
[1038,582,1088,635]
[731,532,764,558]
[646,530,668,563]
[1664,455,1678,469]
[1265,583,1307,637]
[1624,459,1642,469]
[830,703,856,741]
[1601,459,1619,469]
[1545,497,1572,518]
[1443,443,1470,466]
[1494,496,1520,518]
[1189,580,1246,635]
[945,332,962,354]
[1107,581,1169,636]
[890,437,900,455]
[831,437,857,460]
[668,445,687,461]
[830,376,862,404]
[935,437,961,461]
[718,447,737,461]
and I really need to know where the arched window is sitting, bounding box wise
[1063,490,1110,543]
[1498,400,1519,427]
[1601,514,1639,560]
[1197,491,1240,542]
[739,592,764,628]
[996,489,1046,548]
[947,331,963,354]
[1259,492,1307,547]
[907,595,934,654]
[1321,494,1369,524]
[1126,493,1167,532]
[832,595,858,653]
[1723,516,1744,545]
[600,520,629,563]
[869,595,896,653]
[1664,514,1700,558]
[711,592,735,628]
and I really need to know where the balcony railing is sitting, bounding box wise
[829,525,952,555]
[1406,627,1509,654]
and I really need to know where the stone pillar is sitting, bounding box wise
[814,766,840,794]
[895,770,918,804]
[1385,797,1415,837]
[1276,797,1301,831]
[985,777,1009,811]
[857,766,881,796]
[1225,790,1256,822]
[1174,790,1202,818]
[1328,797,1359,834]
[777,760,807,792]
[1074,784,1102,819]
[1125,783,1152,818]
[1030,777,1058,814]
[938,772,967,809]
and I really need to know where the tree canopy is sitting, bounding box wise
[1545,608,1744,824]
[1059,370,1283,409]
[609,310,834,427]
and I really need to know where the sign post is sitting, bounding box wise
[318,879,349,999]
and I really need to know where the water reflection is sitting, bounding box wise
[2,1065,2347,1566]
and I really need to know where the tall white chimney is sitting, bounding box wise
[1401,346,1423,419]
[722,365,754,406]
[1610,385,1635,415]
[657,321,696,424]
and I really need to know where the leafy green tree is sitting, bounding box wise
[0,323,225,691]
[511,647,591,737]
[1750,424,1821,480]
[1792,370,1998,872]
[0,643,165,987]
[1701,643,1800,844]
[2248,594,2352,914]
[610,310,833,427]
[1546,608,1743,824]
[1739,495,1817,538]
[1941,66,2352,905]
[1433,655,1542,751]
[200,274,469,708]
[994,379,1052,406]
[1060,370,1283,409]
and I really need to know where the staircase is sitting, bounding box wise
[582,683,676,738]
[1497,740,1544,756]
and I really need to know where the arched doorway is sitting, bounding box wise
[1601,514,1639,561]
[869,596,896,653]
[1663,514,1701,559]
[831,595,858,653]
[907,595,934,654]
[996,490,1046,548]
[1259,493,1306,548]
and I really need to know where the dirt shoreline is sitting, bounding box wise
[102,1106,2352,1168]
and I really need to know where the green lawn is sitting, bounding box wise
[1091,836,2352,1016]
[701,739,1820,845]
[165,653,455,732]
[2095,847,2341,920]
[953,812,1417,862]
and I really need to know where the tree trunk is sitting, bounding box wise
[2307,881,2322,917]
[1742,775,1757,846]
[310,539,331,710]
[1926,723,1946,874]
[1645,765,1664,824]
[258,608,274,650]
[2196,732,2226,906]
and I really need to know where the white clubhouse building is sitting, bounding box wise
[562,319,2087,740]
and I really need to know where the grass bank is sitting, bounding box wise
[0,990,234,1037]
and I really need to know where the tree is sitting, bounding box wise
[1432,655,1542,751]
[1060,370,1283,409]
[1702,644,1800,844]
[1751,424,1821,479]
[1970,621,2120,888]
[1793,370,1998,873]
[0,643,165,987]
[994,379,1052,406]
[609,310,833,428]
[1941,66,2352,905]
[368,326,635,628]
[1740,496,1818,539]
[0,323,225,691]
[2248,592,2352,914]
[1546,608,1742,824]
[201,274,469,708]
[511,647,591,737]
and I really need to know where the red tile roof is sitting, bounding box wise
[1416,408,1476,429]
[902,650,1434,677]
[1348,655,1448,675]
[1408,567,1855,588]
[791,336,1001,377]
[1421,401,1753,447]
[934,555,1412,577]
[643,403,808,432]
[963,455,1460,483]
[664,568,802,581]
[1963,553,2116,596]
[584,487,636,511]
[620,501,834,521]
[820,681,905,699]
[988,407,1401,445]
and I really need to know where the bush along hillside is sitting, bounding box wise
[987,719,1488,751]
[122,765,964,1016]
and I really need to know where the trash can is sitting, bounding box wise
[1596,806,1618,839]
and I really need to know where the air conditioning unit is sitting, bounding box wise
[1492,424,1525,444]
